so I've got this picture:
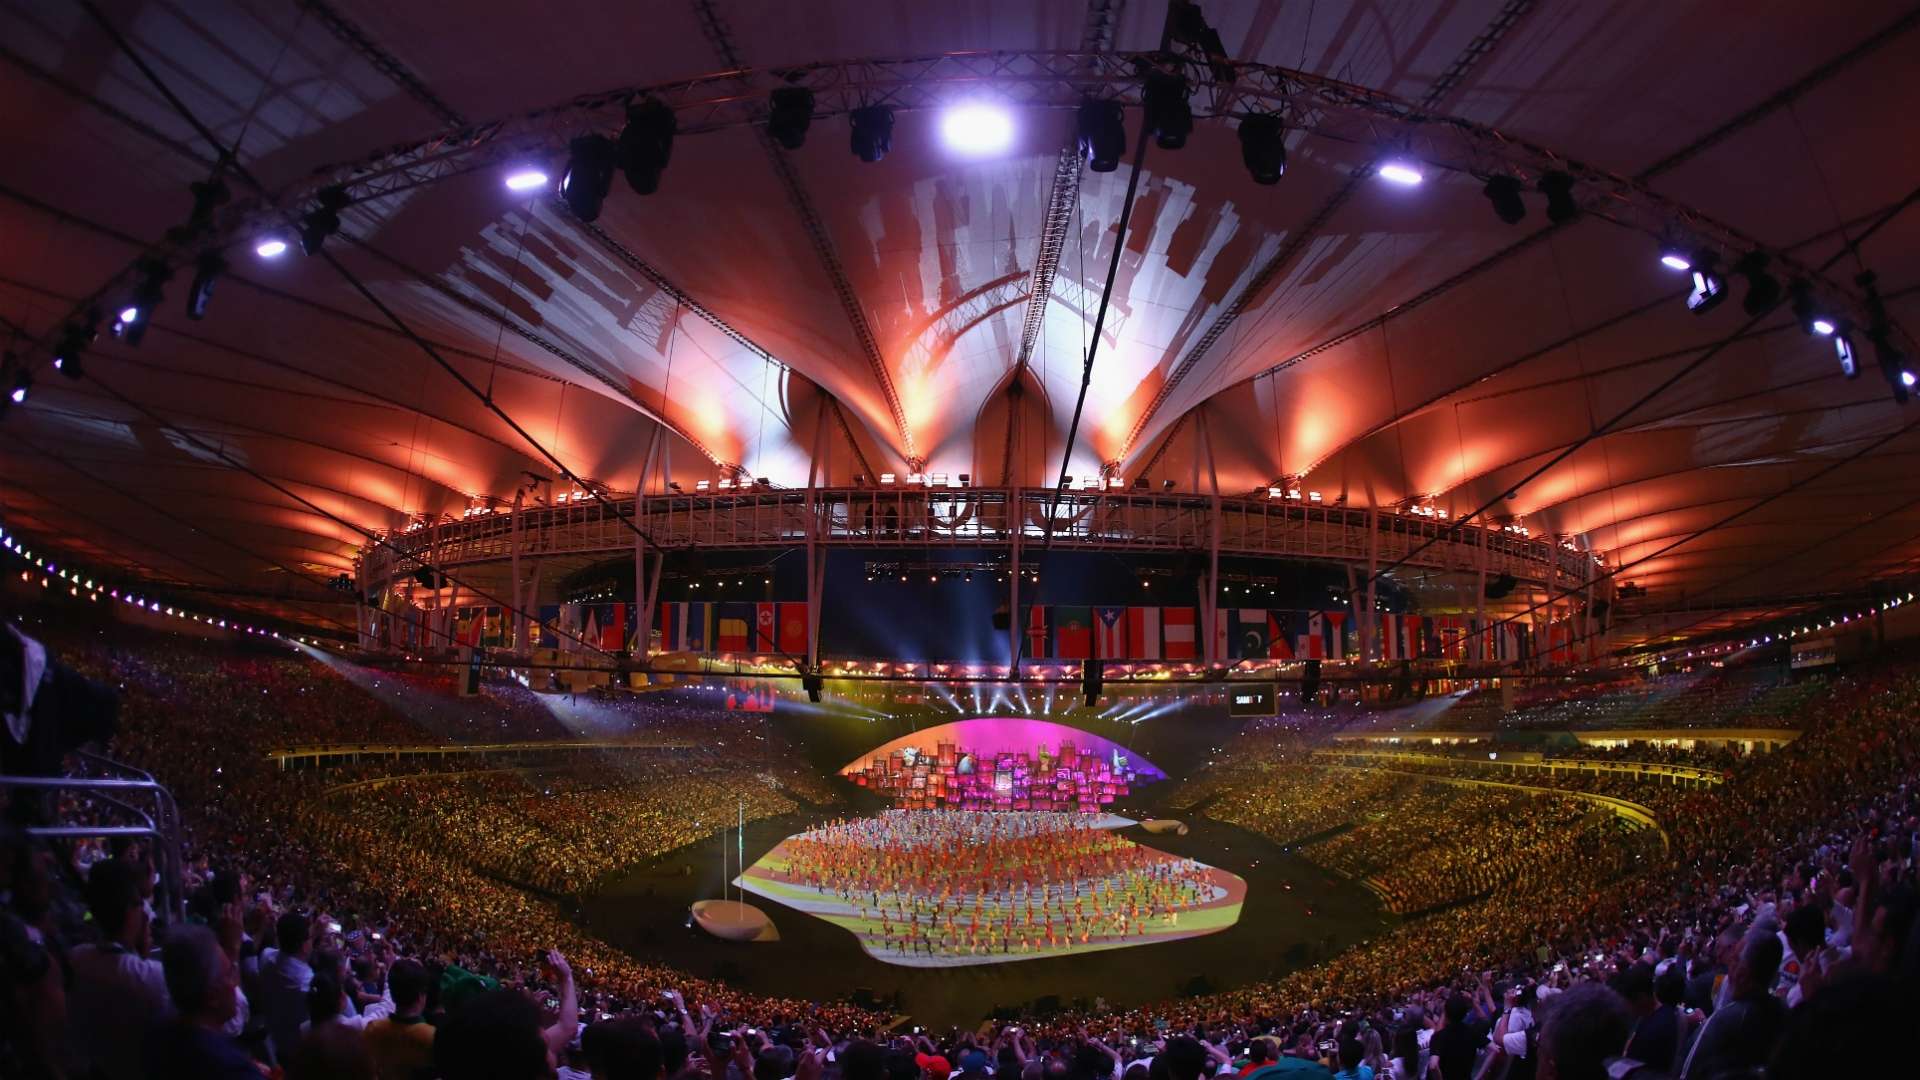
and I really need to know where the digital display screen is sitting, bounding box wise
[1228,684,1277,716]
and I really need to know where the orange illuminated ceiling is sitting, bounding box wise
[1,1,1917,651]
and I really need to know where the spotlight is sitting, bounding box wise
[254,237,289,259]
[1658,245,1692,272]
[186,251,225,320]
[1142,70,1192,150]
[504,167,549,192]
[52,318,94,380]
[1537,171,1577,223]
[767,86,814,149]
[118,260,172,346]
[560,135,619,221]
[299,185,351,256]
[1733,252,1781,316]
[1686,255,1727,315]
[1832,323,1859,378]
[849,105,895,163]
[1377,160,1424,185]
[1482,175,1525,225]
[1788,280,1833,336]
[940,103,1014,156]
[618,97,676,195]
[8,370,29,405]
[1237,114,1286,184]
[1076,99,1126,172]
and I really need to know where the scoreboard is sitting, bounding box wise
[1227,684,1277,716]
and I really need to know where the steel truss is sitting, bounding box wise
[167,49,1872,330]
[361,486,1597,594]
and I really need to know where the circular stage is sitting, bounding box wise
[690,899,777,942]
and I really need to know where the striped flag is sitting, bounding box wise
[1235,609,1269,659]
[1162,607,1196,659]
[1127,607,1161,660]
[715,602,752,652]
[1094,607,1127,659]
[682,602,711,652]
[1026,606,1049,659]
[1326,610,1348,659]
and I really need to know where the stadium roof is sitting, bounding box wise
[2,1,1918,650]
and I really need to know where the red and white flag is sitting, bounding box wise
[754,603,777,651]
[1162,606,1196,659]
[1128,607,1161,660]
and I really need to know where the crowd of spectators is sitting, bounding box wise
[1,616,1915,1079]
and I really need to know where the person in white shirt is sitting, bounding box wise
[66,857,171,1080]
[255,910,316,1064]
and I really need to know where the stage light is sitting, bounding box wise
[767,86,814,149]
[850,105,894,163]
[186,251,225,320]
[1142,70,1192,149]
[1482,175,1525,224]
[117,305,140,326]
[504,167,549,192]
[940,104,1013,156]
[1076,99,1126,172]
[1658,246,1692,272]
[299,186,350,255]
[1812,318,1836,336]
[560,135,618,221]
[618,97,676,195]
[9,371,28,405]
[254,237,288,259]
[1733,253,1780,316]
[52,320,93,380]
[879,472,896,485]
[1538,171,1578,223]
[1686,256,1727,315]
[1833,326,1859,378]
[1872,329,1914,404]
[1237,114,1286,184]
[1377,161,1423,185]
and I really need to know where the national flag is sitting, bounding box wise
[1382,614,1402,661]
[1055,606,1092,659]
[777,602,808,654]
[683,602,711,652]
[1302,612,1327,659]
[536,605,560,649]
[1162,607,1196,659]
[1094,607,1127,659]
[1326,610,1349,659]
[581,607,600,652]
[1266,610,1296,659]
[716,602,753,652]
[1127,607,1161,660]
[1235,609,1269,659]
[482,607,505,647]
[600,603,626,651]
[1025,606,1049,659]
[754,602,777,652]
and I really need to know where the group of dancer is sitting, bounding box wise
[777,810,1218,959]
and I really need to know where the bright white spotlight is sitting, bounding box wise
[1659,249,1692,272]
[1377,161,1424,185]
[254,238,288,258]
[504,168,550,192]
[1902,369,1917,388]
[1810,318,1836,336]
[118,305,141,324]
[940,104,1014,156]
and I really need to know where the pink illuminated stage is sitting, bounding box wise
[840,718,1165,811]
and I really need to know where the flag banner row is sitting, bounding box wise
[654,601,810,655]
[1016,607,1579,663]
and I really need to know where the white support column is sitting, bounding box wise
[1199,408,1221,669]
[1364,505,1379,662]
[521,562,542,653]
[805,399,830,672]
[509,488,525,651]
[1009,398,1024,673]
[635,428,662,658]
